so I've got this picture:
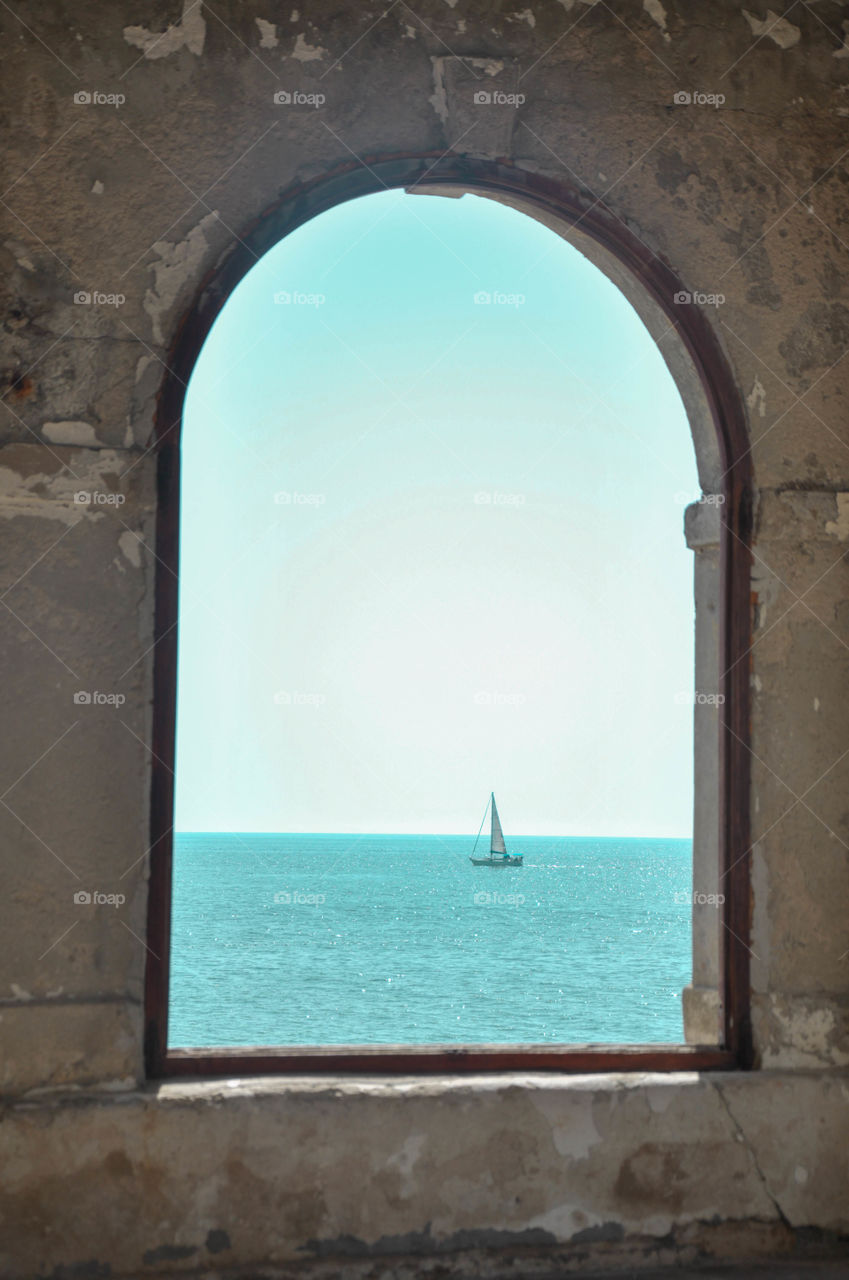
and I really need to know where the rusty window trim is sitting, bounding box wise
[144,155,752,1080]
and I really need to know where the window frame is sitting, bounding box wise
[144,155,753,1079]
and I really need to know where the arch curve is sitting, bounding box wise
[146,155,753,1076]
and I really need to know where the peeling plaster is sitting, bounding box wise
[91,180,104,196]
[555,0,598,11]
[824,492,849,540]
[429,58,449,125]
[144,211,220,345]
[759,996,849,1069]
[529,1091,603,1160]
[834,20,849,59]
[645,1085,675,1114]
[743,9,801,50]
[118,530,142,568]
[135,354,155,384]
[124,0,206,60]
[255,17,278,48]
[751,560,781,630]
[510,9,536,28]
[292,32,327,61]
[750,844,770,991]
[746,376,767,418]
[42,421,103,448]
[643,0,670,43]
[5,239,35,272]
[429,54,506,125]
[385,1134,426,1197]
[0,450,123,525]
[528,1206,619,1243]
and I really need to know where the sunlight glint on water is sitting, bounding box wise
[169,833,691,1047]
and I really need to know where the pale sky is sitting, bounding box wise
[174,189,699,836]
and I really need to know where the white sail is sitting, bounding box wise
[490,793,506,855]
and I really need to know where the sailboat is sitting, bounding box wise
[469,793,523,866]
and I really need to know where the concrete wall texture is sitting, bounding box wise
[1,1,848,1276]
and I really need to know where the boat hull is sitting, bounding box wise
[469,856,523,866]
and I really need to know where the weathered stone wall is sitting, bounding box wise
[1,1,848,1275]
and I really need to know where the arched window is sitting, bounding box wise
[145,161,752,1077]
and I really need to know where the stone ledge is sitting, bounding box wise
[3,1071,847,1278]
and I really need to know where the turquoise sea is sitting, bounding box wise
[169,833,692,1047]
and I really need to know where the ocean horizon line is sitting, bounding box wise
[176,830,693,841]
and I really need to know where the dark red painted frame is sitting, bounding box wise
[145,155,753,1079]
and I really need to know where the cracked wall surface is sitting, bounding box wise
[2,1073,848,1274]
[1,0,849,1275]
